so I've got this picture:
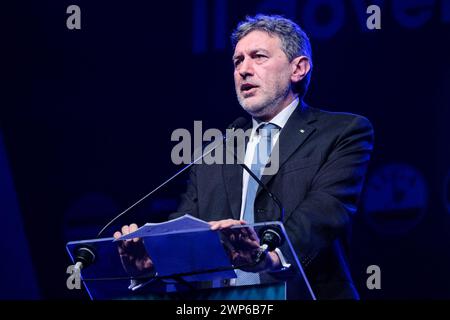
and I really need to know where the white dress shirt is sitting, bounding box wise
[239,97,300,220]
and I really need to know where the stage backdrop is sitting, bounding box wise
[3,0,450,299]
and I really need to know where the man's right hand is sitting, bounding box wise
[113,224,154,277]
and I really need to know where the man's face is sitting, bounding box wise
[233,30,295,120]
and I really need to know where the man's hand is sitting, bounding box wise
[113,224,154,277]
[209,219,281,272]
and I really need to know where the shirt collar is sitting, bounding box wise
[251,97,300,131]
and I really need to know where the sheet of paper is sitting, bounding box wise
[143,229,236,282]
[116,214,236,282]
[117,214,210,240]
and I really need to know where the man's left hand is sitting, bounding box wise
[209,219,281,272]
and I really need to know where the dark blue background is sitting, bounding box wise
[2,0,450,299]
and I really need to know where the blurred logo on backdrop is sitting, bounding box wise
[192,0,450,53]
[362,163,428,235]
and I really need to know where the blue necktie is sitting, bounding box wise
[243,122,279,224]
[235,123,279,286]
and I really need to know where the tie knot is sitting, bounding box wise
[257,123,279,138]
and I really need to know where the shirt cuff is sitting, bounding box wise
[272,248,291,271]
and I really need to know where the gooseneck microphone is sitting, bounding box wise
[76,117,286,272]
[74,120,241,272]
[95,118,245,239]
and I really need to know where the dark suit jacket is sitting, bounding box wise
[171,104,374,299]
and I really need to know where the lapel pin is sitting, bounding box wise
[300,129,305,134]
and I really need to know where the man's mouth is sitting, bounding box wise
[240,83,258,93]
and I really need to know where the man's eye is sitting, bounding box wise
[254,54,267,60]
[234,59,242,67]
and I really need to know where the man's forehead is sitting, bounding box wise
[233,30,281,55]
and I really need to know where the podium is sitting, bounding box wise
[66,220,316,300]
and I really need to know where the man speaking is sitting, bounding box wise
[115,14,374,300]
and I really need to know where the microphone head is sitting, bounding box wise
[228,117,249,130]
[74,244,96,268]
[259,226,285,251]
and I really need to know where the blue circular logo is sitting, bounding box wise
[362,163,428,235]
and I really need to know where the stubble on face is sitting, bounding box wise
[233,31,296,121]
[236,70,291,120]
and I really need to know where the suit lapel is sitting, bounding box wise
[221,106,317,219]
[258,104,317,194]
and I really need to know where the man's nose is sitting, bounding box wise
[238,58,254,78]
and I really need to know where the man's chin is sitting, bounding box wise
[239,98,280,121]
[239,97,264,112]
[241,103,263,114]
[241,104,270,119]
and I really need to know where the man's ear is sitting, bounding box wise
[290,56,311,84]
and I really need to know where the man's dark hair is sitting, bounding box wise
[231,14,313,100]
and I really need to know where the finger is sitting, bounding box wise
[209,221,220,230]
[219,219,241,229]
[222,221,235,229]
[122,225,134,243]
[211,221,227,230]
[239,226,250,236]
[113,231,122,239]
[121,225,130,235]
[210,219,243,230]
[129,223,140,242]
[223,222,240,230]
[144,257,153,269]
[247,228,259,241]
[240,225,257,239]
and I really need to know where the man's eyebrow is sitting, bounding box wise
[250,48,270,55]
[232,53,242,61]
[232,48,270,61]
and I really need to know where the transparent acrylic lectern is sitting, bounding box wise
[66,219,316,300]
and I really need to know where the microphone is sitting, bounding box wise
[81,117,285,272]
[72,244,96,273]
[255,226,285,264]
[77,120,242,272]
[96,117,252,238]
[227,117,248,130]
